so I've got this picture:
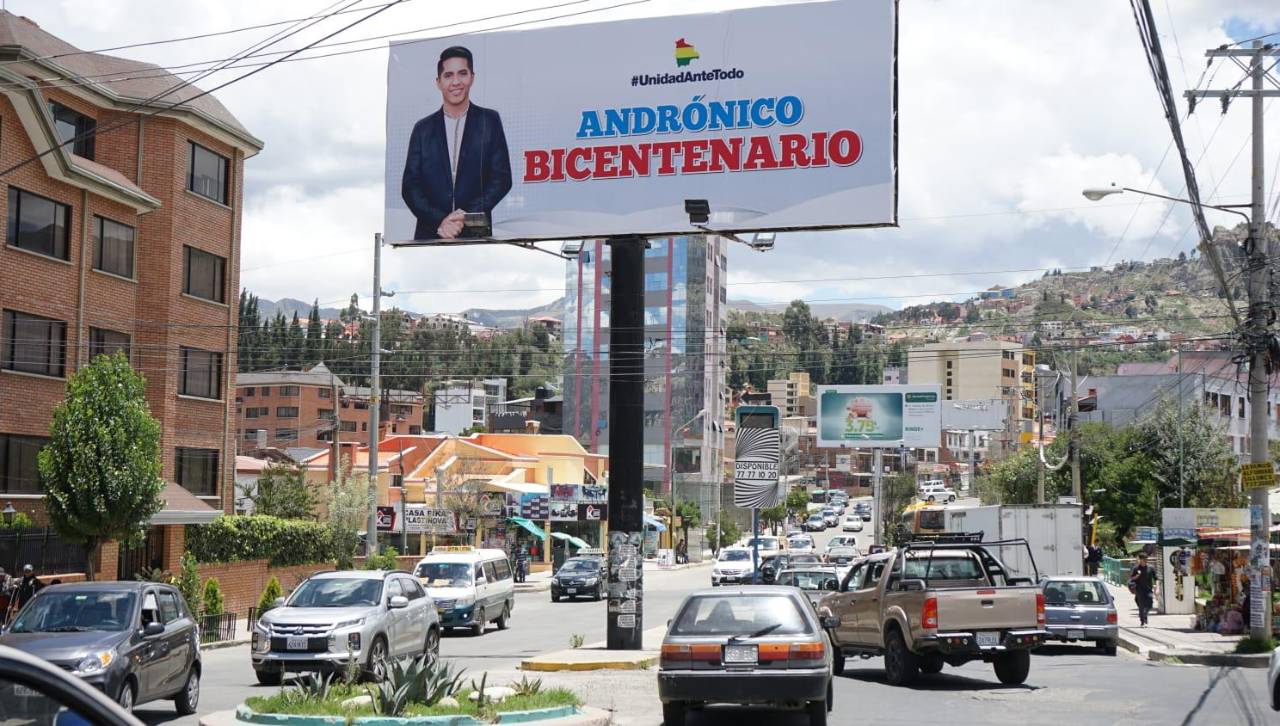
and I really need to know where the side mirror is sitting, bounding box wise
[896,578,927,593]
[273,597,287,608]
[388,595,409,610]
[143,622,165,637]
[824,580,839,591]
[820,615,841,629]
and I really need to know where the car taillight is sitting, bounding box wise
[660,644,690,668]
[1036,593,1046,626]
[922,597,938,630]
[1106,610,1117,624]
[788,641,825,667]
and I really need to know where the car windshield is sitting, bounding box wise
[416,562,474,587]
[719,550,750,562]
[780,571,839,590]
[808,516,824,522]
[288,578,383,607]
[10,591,137,633]
[901,555,988,583]
[1043,580,1108,605]
[559,560,599,574]
[670,594,812,636]
[788,538,812,547]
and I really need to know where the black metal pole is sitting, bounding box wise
[607,236,645,650]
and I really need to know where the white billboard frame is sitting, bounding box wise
[816,384,942,449]
[383,0,899,244]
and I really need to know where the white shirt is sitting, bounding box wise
[443,109,468,187]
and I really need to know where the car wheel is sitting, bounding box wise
[366,636,389,681]
[425,627,441,661]
[920,654,944,675]
[255,668,283,686]
[806,697,827,726]
[832,652,846,676]
[993,650,1030,685]
[593,584,603,601]
[662,702,686,726]
[552,592,560,602]
[1096,639,1117,656]
[883,627,919,686]
[472,607,486,636]
[497,602,511,630]
[174,667,200,715]
[117,679,136,713]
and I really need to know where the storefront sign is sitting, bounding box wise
[376,505,398,532]
[579,503,608,521]
[404,505,457,535]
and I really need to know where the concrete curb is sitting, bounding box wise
[206,704,598,726]
[515,581,551,593]
[1116,630,1269,668]
[520,649,658,672]
[202,637,251,651]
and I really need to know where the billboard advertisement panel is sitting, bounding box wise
[817,385,941,448]
[384,0,896,242]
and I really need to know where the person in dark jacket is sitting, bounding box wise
[515,545,529,583]
[401,45,512,241]
[13,564,43,613]
[1129,553,1158,626]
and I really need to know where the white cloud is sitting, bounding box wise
[14,0,1280,311]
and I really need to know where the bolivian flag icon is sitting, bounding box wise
[674,38,700,67]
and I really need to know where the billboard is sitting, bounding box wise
[384,0,896,242]
[817,385,941,448]
[734,405,782,508]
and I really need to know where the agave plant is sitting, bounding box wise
[366,655,467,716]
[510,675,543,697]
[291,672,335,702]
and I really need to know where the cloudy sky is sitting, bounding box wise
[13,0,1280,314]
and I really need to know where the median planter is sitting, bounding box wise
[235,704,579,726]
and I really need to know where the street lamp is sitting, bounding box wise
[668,409,707,558]
[1081,184,1252,222]
[2,502,14,525]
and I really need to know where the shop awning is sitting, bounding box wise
[550,532,592,549]
[508,517,547,540]
[644,514,667,532]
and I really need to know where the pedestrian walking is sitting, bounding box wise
[1128,553,1157,627]
[1085,544,1103,576]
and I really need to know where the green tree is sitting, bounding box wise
[258,576,284,613]
[760,503,789,534]
[176,551,202,614]
[202,578,225,616]
[880,473,919,544]
[326,459,369,569]
[39,352,164,580]
[249,463,315,519]
[305,299,324,363]
[785,488,811,518]
[674,500,702,549]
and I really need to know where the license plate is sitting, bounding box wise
[976,631,1000,647]
[14,684,38,698]
[566,588,577,594]
[723,644,758,664]
[286,636,309,651]
[1067,629,1085,640]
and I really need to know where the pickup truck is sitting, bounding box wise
[817,539,1047,686]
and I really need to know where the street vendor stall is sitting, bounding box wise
[1159,508,1255,632]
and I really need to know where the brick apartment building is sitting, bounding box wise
[0,13,262,577]
[235,363,426,451]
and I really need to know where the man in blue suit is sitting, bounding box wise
[402,46,512,240]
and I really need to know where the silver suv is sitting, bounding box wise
[251,570,439,684]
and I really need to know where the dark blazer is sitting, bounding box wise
[401,103,512,240]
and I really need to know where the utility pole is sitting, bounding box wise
[871,448,883,546]
[366,232,384,557]
[330,366,341,484]
[1070,347,1081,501]
[1185,40,1279,640]
[1037,372,1046,504]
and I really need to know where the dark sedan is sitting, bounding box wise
[0,581,201,714]
[551,557,604,602]
[760,553,822,584]
[659,586,834,726]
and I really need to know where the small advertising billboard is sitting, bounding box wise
[384,0,896,242]
[817,385,942,448]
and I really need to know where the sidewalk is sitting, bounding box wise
[1103,582,1268,668]
[515,569,553,593]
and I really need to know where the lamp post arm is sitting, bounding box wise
[1120,187,1252,223]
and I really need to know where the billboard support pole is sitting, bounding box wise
[606,236,645,651]
[872,448,883,546]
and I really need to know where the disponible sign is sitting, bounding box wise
[734,427,781,509]
[817,385,942,448]
[384,0,896,242]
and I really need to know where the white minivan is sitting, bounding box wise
[414,547,515,636]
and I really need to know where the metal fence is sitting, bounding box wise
[198,612,237,644]
[0,528,85,576]
[1101,555,1136,587]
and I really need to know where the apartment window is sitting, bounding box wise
[183,246,226,303]
[187,141,229,204]
[243,387,255,397]
[242,429,262,442]
[3,310,66,377]
[279,385,299,396]
[340,421,357,432]
[179,347,222,399]
[318,409,334,420]
[88,327,130,360]
[7,187,70,260]
[946,360,953,369]
[318,388,331,399]
[276,407,299,418]
[1239,397,1246,419]
[391,474,404,488]
[92,216,135,278]
[260,387,271,396]
[48,101,95,159]
[275,428,298,442]
[175,447,218,497]
[245,407,261,419]
[0,434,47,494]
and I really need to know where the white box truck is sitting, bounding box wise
[939,504,1083,578]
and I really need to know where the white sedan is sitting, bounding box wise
[842,515,864,532]
[787,535,816,553]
